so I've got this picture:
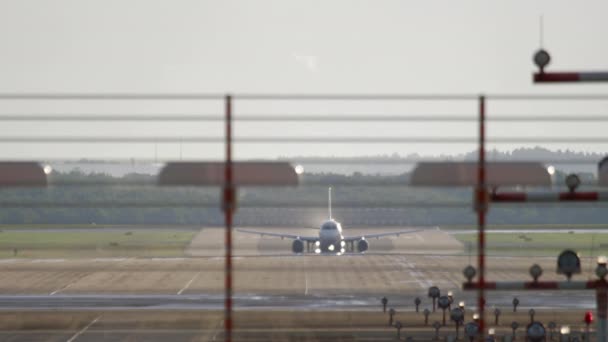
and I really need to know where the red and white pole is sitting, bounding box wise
[532,50,608,83]
[477,95,487,341]
[224,94,234,342]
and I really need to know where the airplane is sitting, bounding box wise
[236,187,424,255]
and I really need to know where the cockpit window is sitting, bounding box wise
[321,222,337,230]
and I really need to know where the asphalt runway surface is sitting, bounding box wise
[0,291,596,311]
[0,227,602,341]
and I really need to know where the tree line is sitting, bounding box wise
[0,169,604,227]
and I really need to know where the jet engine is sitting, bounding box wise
[292,239,305,253]
[357,239,369,253]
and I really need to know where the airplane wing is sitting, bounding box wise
[236,228,318,242]
[344,228,426,241]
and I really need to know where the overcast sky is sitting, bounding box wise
[0,1,607,161]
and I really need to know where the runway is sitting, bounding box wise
[449,228,608,234]
[0,290,596,311]
[0,227,602,341]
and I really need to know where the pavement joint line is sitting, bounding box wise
[50,282,74,296]
[50,272,92,295]
[211,319,224,341]
[399,256,427,289]
[66,315,101,342]
[177,272,201,295]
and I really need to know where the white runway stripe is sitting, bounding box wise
[177,272,201,295]
[66,315,101,342]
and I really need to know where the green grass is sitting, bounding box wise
[0,231,197,258]
[454,232,608,256]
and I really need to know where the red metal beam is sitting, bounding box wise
[491,192,607,202]
[534,72,608,83]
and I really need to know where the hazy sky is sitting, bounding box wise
[0,1,607,161]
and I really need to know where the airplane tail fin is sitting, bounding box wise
[328,187,332,220]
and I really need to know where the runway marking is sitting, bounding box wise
[50,272,92,295]
[150,257,187,261]
[394,280,428,284]
[211,319,224,341]
[32,259,65,263]
[399,257,427,289]
[92,258,129,262]
[50,282,74,295]
[66,315,101,342]
[177,272,201,295]
[305,271,309,296]
[414,234,423,242]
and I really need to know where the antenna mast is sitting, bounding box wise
[539,15,544,48]
[328,187,332,220]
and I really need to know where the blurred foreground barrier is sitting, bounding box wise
[462,254,608,342]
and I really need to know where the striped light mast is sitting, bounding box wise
[533,49,608,83]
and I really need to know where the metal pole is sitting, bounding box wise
[477,95,487,341]
[598,283,607,342]
[224,94,234,342]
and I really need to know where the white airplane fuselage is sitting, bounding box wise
[315,219,346,254]
[236,187,419,254]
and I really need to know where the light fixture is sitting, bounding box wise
[565,174,581,192]
[438,296,450,310]
[533,49,551,71]
[463,265,477,282]
[428,286,440,298]
[557,250,581,280]
[529,264,543,282]
[596,256,608,279]
[464,321,479,340]
[527,322,546,341]
[450,307,464,322]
